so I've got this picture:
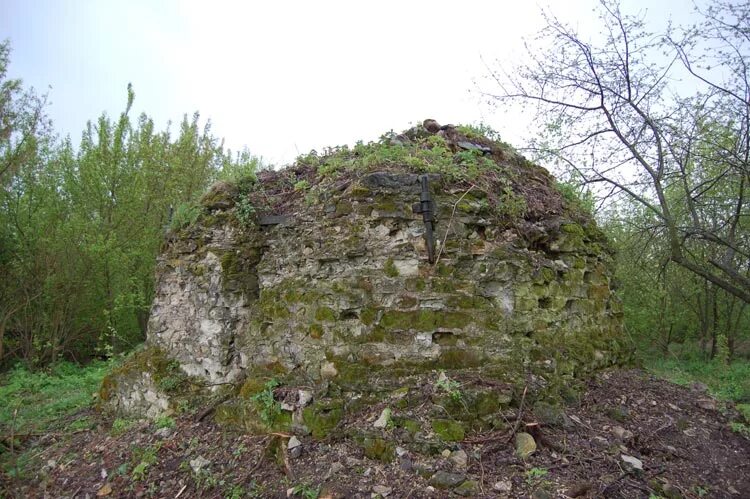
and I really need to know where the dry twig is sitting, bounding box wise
[507,386,528,442]
[433,185,475,266]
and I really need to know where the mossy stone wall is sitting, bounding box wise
[104,170,628,420]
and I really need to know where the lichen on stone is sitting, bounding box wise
[100,121,631,446]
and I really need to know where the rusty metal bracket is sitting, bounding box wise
[412,175,436,263]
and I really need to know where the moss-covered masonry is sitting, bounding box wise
[99,346,181,418]
[146,223,261,384]
[102,125,630,425]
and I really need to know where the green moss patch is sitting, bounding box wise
[220,247,261,297]
[431,419,465,441]
[361,437,395,462]
[315,306,337,322]
[302,399,344,439]
[384,258,399,277]
[379,310,473,331]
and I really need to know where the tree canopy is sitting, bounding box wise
[485,0,750,307]
[0,42,261,367]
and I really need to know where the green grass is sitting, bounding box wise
[111,417,136,435]
[0,360,115,435]
[1,359,117,480]
[645,357,750,403]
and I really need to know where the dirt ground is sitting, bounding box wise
[2,368,749,498]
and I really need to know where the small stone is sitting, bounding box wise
[189,456,210,473]
[662,482,683,499]
[298,390,313,407]
[320,361,338,379]
[493,480,512,493]
[454,479,478,496]
[395,446,408,457]
[325,462,345,479]
[567,481,593,497]
[391,387,409,399]
[399,458,413,472]
[621,454,643,470]
[424,119,441,133]
[612,426,633,440]
[696,398,717,411]
[289,446,302,459]
[291,422,311,436]
[200,181,238,209]
[393,259,419,276]
[96,483,113,497]
[450,449,468,469]
[373,408,392,428]
[414,464,433,478]
[441,449,452,458]
[692,382,709,392]
[534,401,573,428]
[428,471,466,489]
[287,436,302,449]
[372,485,392,497]
[155,427,173,438]
[532,490,553,499]
[515,432,537,458]
[593,436,609,446]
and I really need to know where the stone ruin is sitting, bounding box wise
[100,121,629,441]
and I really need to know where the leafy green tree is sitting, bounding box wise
[0,40,52,184]
[0,63,261,367]
[485,0,750,304]
[0,40,56,363]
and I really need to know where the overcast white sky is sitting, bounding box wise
[1,0,696,167]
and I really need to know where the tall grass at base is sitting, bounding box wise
[0,360,114,435]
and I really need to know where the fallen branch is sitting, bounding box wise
[464,430,510,444]
[175,484,188,498]
[507,386,528,442]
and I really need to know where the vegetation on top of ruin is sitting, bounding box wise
[204,122,595,231]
